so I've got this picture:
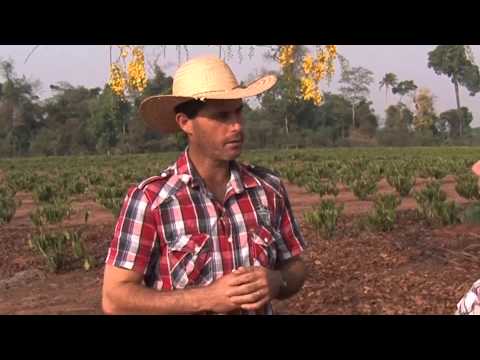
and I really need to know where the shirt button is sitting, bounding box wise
[195,245,202,252]
[228,238,233,243]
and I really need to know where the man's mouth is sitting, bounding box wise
[226,139,243,145]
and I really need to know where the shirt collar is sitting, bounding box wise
[173,147,260,195]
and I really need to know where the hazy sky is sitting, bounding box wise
[1,45,480,126]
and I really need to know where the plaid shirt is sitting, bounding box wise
[106,148,305,315]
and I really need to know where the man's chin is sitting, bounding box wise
[223,143,243,160]
[225,151,242,161]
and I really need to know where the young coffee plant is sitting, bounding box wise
[368,193,401,231]
[350,173,378,201]
[455,173,480,200]
[304,199,344,239]
[386,164,416,197]
[0,186,17,224]
[414,181,461,225]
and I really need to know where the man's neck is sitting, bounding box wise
[187,147,231,199]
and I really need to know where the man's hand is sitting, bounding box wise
[225,266,283,312]
[102,256,305,315]
[205,267,264,313]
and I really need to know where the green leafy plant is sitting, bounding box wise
[304,199,344,239]
[414,181,461,225]
[30,200,72,226]
[350,173,378,201]
[455,173,480,200]
[34,183,66,203]
[307,179,339,197]
[386,166,416,197]
[368,193,401,231]
[29,232,69,272]
[0,186,17,224]
[65,211,95,271]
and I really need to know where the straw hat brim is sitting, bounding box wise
[139,74,277,133]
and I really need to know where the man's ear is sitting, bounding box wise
[175,113,193,136]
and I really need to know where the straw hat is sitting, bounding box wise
[139,55,277,133]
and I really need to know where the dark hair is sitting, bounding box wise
[174,99,207,119]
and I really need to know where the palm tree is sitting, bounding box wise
[379,73,398,106]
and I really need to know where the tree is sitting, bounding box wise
[439,107,473,138]
[87,85,132,153]
[338,57,374,129]
[355,100,378,137]
[243,103,280,149]
[413,88,438,132]
[138,64,173,101]
[385,103,414,131]
[293,92,352,141]
[125,65,175,152]
[261,46,310,135]
[0,59,42,155]
[392,80,418,103]
[35,82,102,155]
[428,45,480,136]
[379,73,398,105]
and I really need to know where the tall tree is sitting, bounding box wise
[37,83,101,155]
[392,80,418,103]
[0,59,42,155]
[413,88,437,132]
[87,85,132,153]
[428,45,480,136]
[338,57,374,128]
[379,73,398,105]
[262,46,309,134]
[439,107,473,138]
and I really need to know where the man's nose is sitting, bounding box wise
[229,114,243,131]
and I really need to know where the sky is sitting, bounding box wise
[1,45,480,127]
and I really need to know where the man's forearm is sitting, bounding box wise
[275,257,306,300]
[103,282,211,315]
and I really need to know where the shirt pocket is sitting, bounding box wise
[167,233,213,289]
[248,225,277,269]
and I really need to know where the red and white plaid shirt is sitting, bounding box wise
[106,148,306,314]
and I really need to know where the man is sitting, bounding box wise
[455,160,480,315]
[102,55,307,315]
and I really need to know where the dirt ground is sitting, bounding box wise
[1,179,479,315]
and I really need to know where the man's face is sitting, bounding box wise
[188,99,245,161]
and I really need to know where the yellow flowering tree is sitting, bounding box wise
[108,45,337,103]
[108,45,147,99]
[260,45,338,134]
[272,45,337,106]
[25,45,338,103]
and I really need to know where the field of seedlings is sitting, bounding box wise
[1,147,480,314]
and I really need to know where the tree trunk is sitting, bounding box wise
[285,114,289,134]
[352,104,356,129]
[453,77,462,137]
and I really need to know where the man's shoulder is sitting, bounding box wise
[136,166,176,197]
